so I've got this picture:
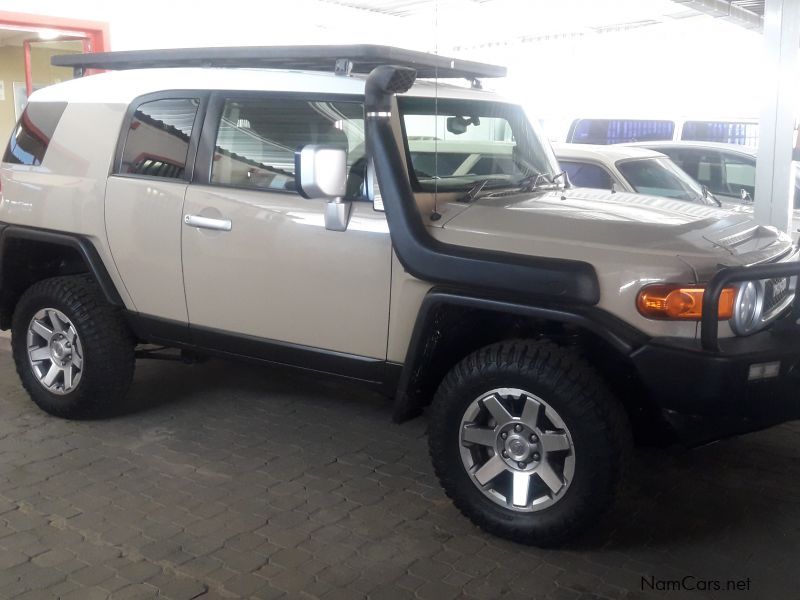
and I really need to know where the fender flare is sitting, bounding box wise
[392,289,649,422]
[0,224,124,307]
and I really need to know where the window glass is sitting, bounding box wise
[722,153,756,196]
[559,161,613,190]
[666,148,726,195]
[399,96,559,193]
[568,119,674,144]
[210,98,365,198]
[681,121,759,147]
[120,98,200,179]
[3,101,67,166]
[617,158,705,202]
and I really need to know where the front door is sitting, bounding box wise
[181,93,392,367]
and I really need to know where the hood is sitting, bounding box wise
[443,187,793,269]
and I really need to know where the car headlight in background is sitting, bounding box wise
[730,280,765,335]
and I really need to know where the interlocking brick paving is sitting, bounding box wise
[0,349,796,599]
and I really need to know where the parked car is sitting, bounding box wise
[566,117,758,146]
[552,142,718,205]
[628,141,800,231]
[2,46,800,547]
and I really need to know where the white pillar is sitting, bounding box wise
[754,0,800,233]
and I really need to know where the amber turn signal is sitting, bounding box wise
[636,284,735,320]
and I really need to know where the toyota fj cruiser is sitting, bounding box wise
[2,45,800,546]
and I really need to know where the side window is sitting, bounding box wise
[567,119,674,144]
[3,101,67,166]
[722,153,756,196]
[119,98,200,180]
[671,149,725,195]
[210,97,365,198]
[559,160,613,190]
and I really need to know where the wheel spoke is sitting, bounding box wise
[46,310,64,333]
[29,347,51,362]
[42,363,61,388]
[482,394,513,425]
[537,460,564,494]
[474,454,507,486]
[511,471,531,507]
[31,320,54,342]
[462,425,496,447]
[63,364,74,390]
[519,395,542,429]
[540,432,571,453]
[71,352,83,370]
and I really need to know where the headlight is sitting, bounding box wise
[636,284,736,320]
[730,280,765,335]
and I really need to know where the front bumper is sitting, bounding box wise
[631,257,800,445]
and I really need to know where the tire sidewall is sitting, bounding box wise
[431,350,621,544]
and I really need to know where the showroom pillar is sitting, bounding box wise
[753,0,799,233]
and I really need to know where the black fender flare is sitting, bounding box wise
[392,289,649,422]
[0,223,124,307]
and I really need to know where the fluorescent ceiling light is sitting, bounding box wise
[38,29,60,40]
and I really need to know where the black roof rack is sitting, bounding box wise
[51,44,506,80]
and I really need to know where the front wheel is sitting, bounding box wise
[428,340,630,546]
[11,275,135,418]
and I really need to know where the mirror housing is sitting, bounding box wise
[295,145,351,231]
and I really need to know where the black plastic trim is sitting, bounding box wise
[0,224,123,306]
[112,90,210,182]
[125,312,401,389]
[701,260,800,351]
[52,45,507,79]
[364,67,600,306]
[392,288,648,422]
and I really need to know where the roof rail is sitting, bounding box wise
[51,44,507,80]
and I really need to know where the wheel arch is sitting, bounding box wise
[0,224,123,329]
[393,289,665,440]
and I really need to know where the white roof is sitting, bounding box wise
[551,142,666,163]
[30,67,501,105]
[625,140,758,157]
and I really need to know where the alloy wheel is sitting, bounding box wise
[26,308,84,395]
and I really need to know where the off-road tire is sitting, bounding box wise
[11,275,135,418]
[428,339,630,546]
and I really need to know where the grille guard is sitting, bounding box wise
[701,259,800,351]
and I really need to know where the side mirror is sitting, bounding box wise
[295,145,351,231]
[740,188,754,204]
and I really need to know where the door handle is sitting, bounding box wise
[184,214,232,232]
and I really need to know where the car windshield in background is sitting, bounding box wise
[616,157,709,204]
[398,97,559,193]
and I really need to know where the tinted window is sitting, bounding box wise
[120,98,200,179]
[559,161,613,189]
[664,148,726,195]
[568,119,674,144]
[3,101,67,166]
[722,153,756,197]
[681,121,758,147]
[210,98,365,198]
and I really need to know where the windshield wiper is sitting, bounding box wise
[458,179,491,203]
[517,172,561,193]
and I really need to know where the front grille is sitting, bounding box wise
[763,276,794,317]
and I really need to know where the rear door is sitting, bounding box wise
[105,93,207,322]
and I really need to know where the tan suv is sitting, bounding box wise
[2,46,800,546]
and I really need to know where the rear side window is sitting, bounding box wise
[209,97,365,197]
[568,119,674,145]
[119,98,200,180]
[559,160,613,189]
[681,121,759,147]
[3,101,67,166]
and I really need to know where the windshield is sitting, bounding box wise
[398,96,560,193]
[616,157,711,204]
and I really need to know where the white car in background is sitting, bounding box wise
[552,143,718,205]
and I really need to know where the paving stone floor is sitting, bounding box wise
[0,348,796,599]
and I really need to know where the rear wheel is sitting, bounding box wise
[429,340,629,546]
[11,275,135,418]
